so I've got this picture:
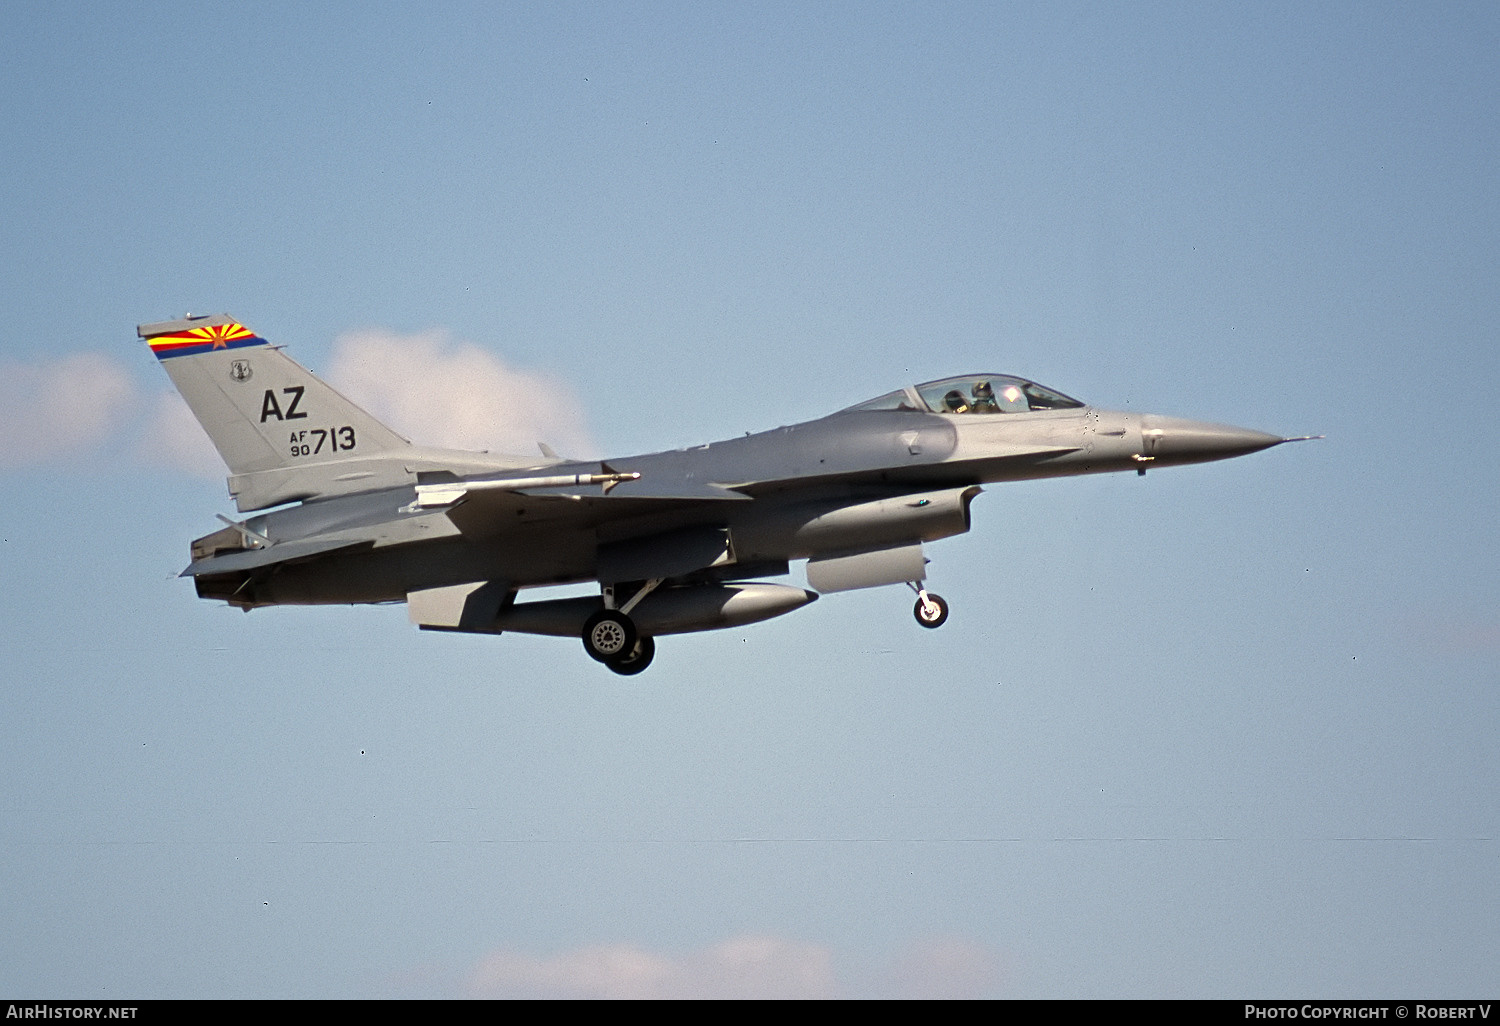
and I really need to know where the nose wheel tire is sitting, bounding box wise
[913,592,949,629]
[606,635,656,675]
[582,610,638,662]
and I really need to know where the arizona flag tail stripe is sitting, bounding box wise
[146,322,268,360]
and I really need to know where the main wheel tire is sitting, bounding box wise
[607,635,656,676]
[913,592,949,629]
[582,609,638,662]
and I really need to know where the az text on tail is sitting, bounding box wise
[140,314,546,512]
[140,314,409,478]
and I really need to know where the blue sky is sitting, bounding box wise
[1,0,1496,999]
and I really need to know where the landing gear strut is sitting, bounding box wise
[583,579,663,673]
[909,584,949,629]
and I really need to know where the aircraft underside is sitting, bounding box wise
[193,484,974,675]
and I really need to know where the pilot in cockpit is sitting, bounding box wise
[943,389,970,413]
[972,380,998,412]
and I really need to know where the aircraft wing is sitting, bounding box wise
[413,465,751,541]
[410,466,751,507]
[519,479,749,501]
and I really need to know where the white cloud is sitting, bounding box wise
[1398,613,1500,654]
[135,389,224,477]
[467,934,840,1000]
[0,353,136,468]
[465,933,1005,1000]
[328,328,596,459]
[879,936,1004,1000]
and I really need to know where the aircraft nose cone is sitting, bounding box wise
[1140,415,1287,466]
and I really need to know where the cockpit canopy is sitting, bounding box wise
[841,375,1085,415]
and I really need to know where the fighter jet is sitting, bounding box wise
[140,314,1313,675]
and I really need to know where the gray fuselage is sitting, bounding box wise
[196,403,1281,608]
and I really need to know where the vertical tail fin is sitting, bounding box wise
[139,314,409,477]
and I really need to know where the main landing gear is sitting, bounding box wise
[581,608,655,674]
[607,634,656,676]
[582,580,661,675]
[581,577,948,673]
[909,583,949,629]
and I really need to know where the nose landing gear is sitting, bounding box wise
[909,583,949,629]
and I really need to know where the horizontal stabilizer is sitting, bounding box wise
[182,536,373,577]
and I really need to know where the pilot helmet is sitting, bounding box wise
[944,389,968,411]
[973,380,994,400]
